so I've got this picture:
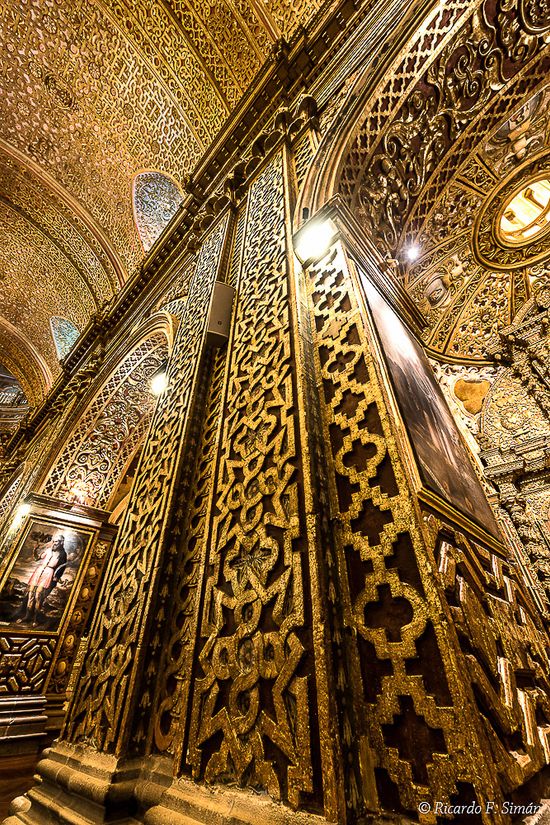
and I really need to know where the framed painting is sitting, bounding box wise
[360,274,500,541]
[0,515,95,632]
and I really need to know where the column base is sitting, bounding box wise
[2,741,422,825]
[0,696,48,820]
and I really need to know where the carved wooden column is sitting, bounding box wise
[139,145,346,824]
[3,216,231,824]
[5,150,550,825]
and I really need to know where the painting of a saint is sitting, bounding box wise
[360,273,500,540]
[0,518,92,631]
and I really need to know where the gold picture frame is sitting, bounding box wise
[0,514,95,634]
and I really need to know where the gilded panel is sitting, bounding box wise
[304,242,550,819]
[0,634,56,694]
[63,216,228,753]
[187,155,317,809]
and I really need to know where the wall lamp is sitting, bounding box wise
[150,361,169,396]
[294,217,338,266]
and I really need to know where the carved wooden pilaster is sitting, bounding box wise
[62,215,230,756]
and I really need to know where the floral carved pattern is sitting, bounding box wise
[342,0,550,252]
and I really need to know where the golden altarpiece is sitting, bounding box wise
[1,0,550,823]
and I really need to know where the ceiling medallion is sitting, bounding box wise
[498,177,550,246]
[473,150,550,271]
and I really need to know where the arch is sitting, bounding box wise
[295,2,550,366]
[296,1,550,242]
[0,316,52,406]
[41,313,174,510]
[50,317,80,361]
[132,171,184,253]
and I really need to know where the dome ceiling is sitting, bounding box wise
[406,83,550,362]
[337,0,550,364]
[0,0,326,402]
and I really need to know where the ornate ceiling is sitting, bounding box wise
[0,0,327,402]
[405,83,550,362]
[337,0,550,363]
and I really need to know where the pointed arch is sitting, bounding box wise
[41,313,174,509]
[132,171,184,253]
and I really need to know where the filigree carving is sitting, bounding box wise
[63,216,228,753]
[304,245,505,818]
[187,155,315,808]
[343,0,550,251]
[147,348,227,756]
[43,335,167,508]
[436,534,550,788]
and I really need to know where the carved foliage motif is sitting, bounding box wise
[187,155,316,808]
[343,0,550,251]
[42,335,167,508]
[338,0,473,207]
[63,217,228,753]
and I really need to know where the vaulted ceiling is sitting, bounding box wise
[337,0,550,363]
[0,0,326,403]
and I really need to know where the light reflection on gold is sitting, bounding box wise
[499,178,550,244]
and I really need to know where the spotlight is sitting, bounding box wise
[294,218,337,264]
[150,371,168,396]
[405,244,421,262]
[12,501,31,528]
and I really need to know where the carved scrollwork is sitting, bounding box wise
[63,216,228,753]
[344,0,550,252]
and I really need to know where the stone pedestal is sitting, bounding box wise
[0,696,47,820]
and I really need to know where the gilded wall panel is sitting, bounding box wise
[345,0,550,251]
[63,217,228,754]
[187,155,318,809]
[301,243,548,820]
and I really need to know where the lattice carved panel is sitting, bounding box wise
[303,244,528,821]
[141,347,227,756]
[435,534,550,791]
[187,155,317,810]
[0,635,55,695]
[42,335,167,509]
[63,216,228,754]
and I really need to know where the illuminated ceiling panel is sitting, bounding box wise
[0,0,329,402]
